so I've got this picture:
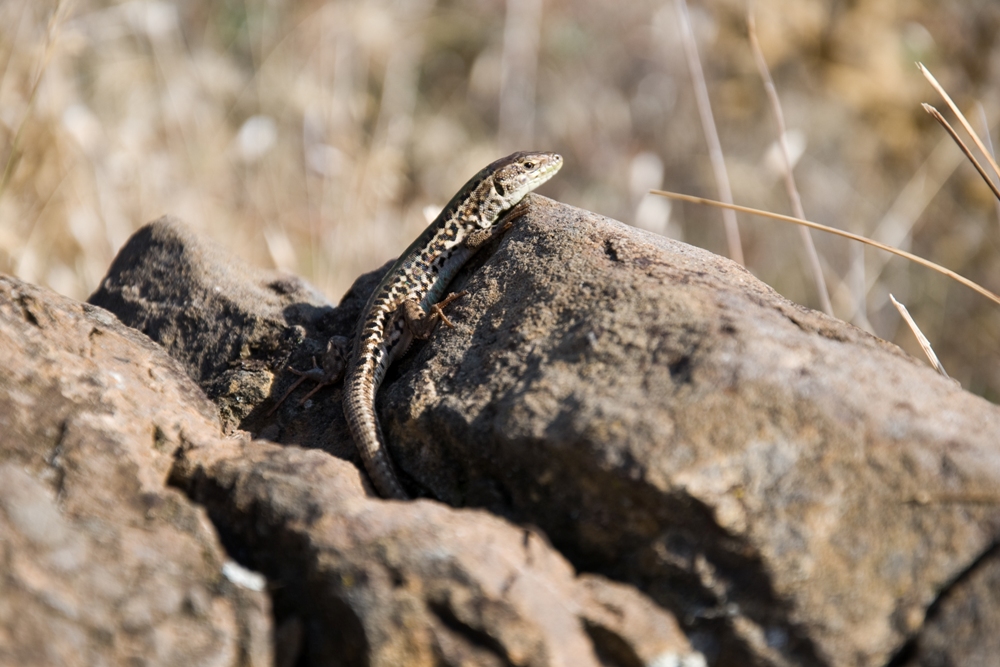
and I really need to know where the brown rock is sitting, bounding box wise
[380,196,1000,666]
[87,215,365,435]
[88,196,1000,666]
[88,215,397,470]
[902,546,1000,667]
[88,213,701,665]
[0,275,271,666]
[173,437,699,667]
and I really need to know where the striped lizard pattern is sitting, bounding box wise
[344,151,563,499]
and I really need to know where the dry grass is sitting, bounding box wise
[747,8,831,316]
[675,0,743,265]
[651,190,1000,307]
[923,103,1000,201]
[890,294,952,380]
[2,0,1000,399]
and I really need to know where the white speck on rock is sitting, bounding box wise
[222,560,267,591]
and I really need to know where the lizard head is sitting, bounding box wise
[489,151,563,209]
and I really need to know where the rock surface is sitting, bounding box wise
[375,196,1000,666]
[174,437,697,667]
[86,217,345,434]
[75,196,1000,667]
[902,546,1000,667]
[0,275,271,666]
[382,197,1000,667]
[87,214,701,667]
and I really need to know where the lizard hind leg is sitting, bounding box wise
[400,290,469,340]
[267,335,350,415]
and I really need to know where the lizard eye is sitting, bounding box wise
[523,161,534,169]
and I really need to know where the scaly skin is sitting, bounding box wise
[343,151,563,499]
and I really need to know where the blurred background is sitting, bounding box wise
[2,0,999,399]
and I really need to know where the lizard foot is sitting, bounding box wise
[267,336,349,416]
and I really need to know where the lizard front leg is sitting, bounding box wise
[462,198,531,252]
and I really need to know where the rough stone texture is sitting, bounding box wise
[380,196,1000,666]
[0,275,271,667]
[173,437,698,667]
[87,216,349,433]
[87,215,701,667]
[88,216,379,462]
[902,546,1000,667]
[85,197,1000,667]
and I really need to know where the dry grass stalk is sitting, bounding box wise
[860,71,997,314]
[746,10,833,317]
[889,294,951,379]
[651,190,1000,308]
[674,0,744,265]
[855,67,996,322]
[918,62,1000,182]
[922,103,1000,202]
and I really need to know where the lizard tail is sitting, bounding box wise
[343,360,410,500]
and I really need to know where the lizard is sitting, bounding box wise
[345,150,563,498]
[272,151,563,499]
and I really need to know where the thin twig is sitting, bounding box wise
[675,0,744,264]
[747,9,832,316]
[918,62,1000,183]
[889,294,951,379]
[651,189,1000,308]
[922,103,1000,202]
